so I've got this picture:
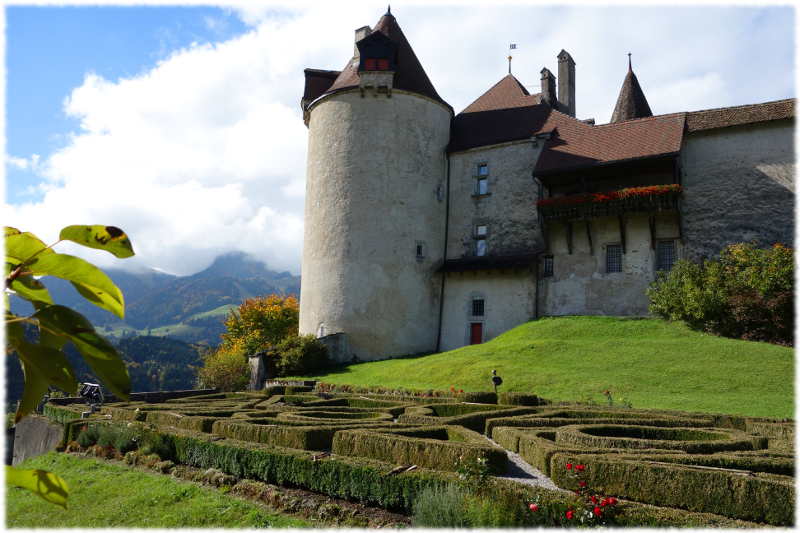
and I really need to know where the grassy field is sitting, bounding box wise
[299,317,793,419]
[6,453,310,528]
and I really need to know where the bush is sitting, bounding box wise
[273,334,330,377]
[197,342,250,392]
[412,483,470,527]
[222,295,299,356]
[648,243,793,344]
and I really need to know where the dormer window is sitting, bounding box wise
[365,58,390,71]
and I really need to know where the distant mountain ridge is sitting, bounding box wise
[11,252,301,345]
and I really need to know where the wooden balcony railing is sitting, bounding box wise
[537,185,682,222]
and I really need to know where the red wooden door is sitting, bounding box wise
[470,322,483,345]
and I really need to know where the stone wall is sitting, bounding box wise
[539,213,682,316]
[440,270,536,351]
[681,120,794,261]
[300,89,452,360]
[447,141,544,258]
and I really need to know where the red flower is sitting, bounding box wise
[593,506,602,517]
[566,463,573,470]
[608,497,618,506]
[529,503,539,512]
[459,389,464,393]
[576,464,585,471]
[590,495,597,504]
[600,499,608,507]
[579,481,587,487]
[566,510,574,520]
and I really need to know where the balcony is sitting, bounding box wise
[537,184,682,222]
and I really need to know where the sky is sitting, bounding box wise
[3,2,795,276]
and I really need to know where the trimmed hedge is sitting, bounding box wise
[550,453,794,525]
[556,424,767,453]
[399,405,539,433]
[458,391,497,404]
[42,404,83,425]
[332,425,507,473]
[486,415,715,436]
[497,392,546,406]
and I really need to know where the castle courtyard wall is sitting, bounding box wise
[680,120,794,261]
[446,141,544,259]
[539,213,682,316]
[440,270,536,351]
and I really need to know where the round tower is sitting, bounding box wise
[299,10,452,361]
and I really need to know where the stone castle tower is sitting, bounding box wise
[299,9,453,361]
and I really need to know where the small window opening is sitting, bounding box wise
[472,298,485,317]
[476,177,488,195]
[542,255,554,277]
[477,163,489,176]
[606,244,623,273]
[656,240,676,271]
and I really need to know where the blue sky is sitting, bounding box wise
[4,4,794,276]
[7,6,250,203]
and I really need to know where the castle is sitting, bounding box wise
[298,9,795,362]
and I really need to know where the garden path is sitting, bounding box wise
[482,435,565,491]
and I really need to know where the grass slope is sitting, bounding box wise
[303,317,793,419]
[6,453,309,528]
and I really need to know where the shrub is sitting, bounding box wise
[273,335,330,377]
[648,242,793,344]
[411,483,470,527]
[197,341,250,392]
[459,391,497,404]
[222,295,299,355]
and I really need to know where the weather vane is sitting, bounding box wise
[508,43,517,74]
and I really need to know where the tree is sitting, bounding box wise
[198,295,299,390]
[5,225,135,507]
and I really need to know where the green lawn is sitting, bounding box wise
[7,453,310,528]
[300,317,793,419]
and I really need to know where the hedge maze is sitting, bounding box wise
[44,387,794,526]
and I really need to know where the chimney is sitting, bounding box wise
[557,50,576,117]
[354,26,371,57]
[540,68,556,107]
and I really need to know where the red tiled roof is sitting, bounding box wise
[460,74,541,113]
[535,112,685,174]
[323,13,449,109]
[685,99,794,132]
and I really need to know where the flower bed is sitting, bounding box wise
[537,184,682,220]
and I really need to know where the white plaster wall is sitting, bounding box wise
[447,141,544,258]
[540,213,682,316]
[300,89,451,361]
[681,120,794,260]
[440,271,536,351]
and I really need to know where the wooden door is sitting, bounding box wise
[470,322,483,345]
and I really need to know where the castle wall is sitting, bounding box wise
[440,271,536,352]
[680,119,795,260]
[300,90,451,361]
[539,213,682,316]
[446,141,544,258]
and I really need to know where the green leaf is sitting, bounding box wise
[6,466,69,509]
[10,275,53,306]
[33,305,130,400]
[7,322,78,422]
[59,225,135,259]
[5,231,53,264]
[26,253,125,319]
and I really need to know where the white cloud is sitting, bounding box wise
[5,4,793,276]
[6,154,40,171]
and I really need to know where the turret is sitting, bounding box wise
[299,10,453,361]
[610,54,653,123]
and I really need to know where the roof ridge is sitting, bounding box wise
[594,111,686,128]
[686,98,795,115]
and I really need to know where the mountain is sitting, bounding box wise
[10,252,301,345]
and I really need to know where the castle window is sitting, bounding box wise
[472,298,485,317]
[364,58,390,71]
[656,240,676,271]
[475,225,488,256]
[476,177,488,195]
[606,244,622,273]
[415,241,425,261]
[542,255,553,277]
[477,163,489,176]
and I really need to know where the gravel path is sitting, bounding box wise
[482,435,566,491]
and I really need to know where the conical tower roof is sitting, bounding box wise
[610,57,652,123]
[324,11,449,109]
[461,74,541,113]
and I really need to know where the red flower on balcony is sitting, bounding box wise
[536,184,681,208]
